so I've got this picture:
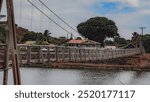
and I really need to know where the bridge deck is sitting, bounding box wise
[0,44,141,67]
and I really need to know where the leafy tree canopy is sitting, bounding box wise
[77,17,119,44]
[76,37,82,40]
[21,32,45,43]
[114,36,127,47]
[0,26,6,43]
[143,34,150,53]
[104,40,114,46]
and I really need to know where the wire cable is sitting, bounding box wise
[19,0,22,26]
[39,0,78,35]
[27,0,72,34]
[30,0,34,30]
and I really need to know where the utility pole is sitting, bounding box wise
[67,33,69,40]
[139,27,146,54]
[139,27,146,42]
[70,33,73,40]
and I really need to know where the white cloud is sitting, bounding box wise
[1,0,150,39]
[122,0,140,7]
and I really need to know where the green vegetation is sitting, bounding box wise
[0,25,67,45]
[76,37,82,40]
[0,26,6,43]
[77,17,119,46]
[21,32,45,43]
[114,36,130,47]
[143,34,150,53]
[104,40,114,46]
[21,30,67,45]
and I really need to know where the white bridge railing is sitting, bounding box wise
[16,45,141,65]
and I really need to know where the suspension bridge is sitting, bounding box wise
[0,0,144,85]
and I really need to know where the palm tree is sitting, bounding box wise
[43,30,51,43]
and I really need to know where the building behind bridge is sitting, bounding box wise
[66,39,101,48]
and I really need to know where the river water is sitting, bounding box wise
[0,68,150,85]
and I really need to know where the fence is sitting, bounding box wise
[16,45,141,66]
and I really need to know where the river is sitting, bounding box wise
[0,68,150,85]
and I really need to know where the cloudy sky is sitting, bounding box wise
[1,0,150,39]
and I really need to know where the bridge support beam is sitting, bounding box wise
[0,0,3,12]
[6,0,21,85]
[3,33,9,85]
[0,0,21,85]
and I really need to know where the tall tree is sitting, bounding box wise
[21,32,45,43]
[143,34,150,53]
[114,36,127,47]
[77,17,118,45]
[43,30,51,43]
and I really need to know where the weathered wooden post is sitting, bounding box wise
[18,46,22,67]
[84,49,86,62]
[55,47,58,62]
[38,46,41,63]
[27,46,31,66]
[61,47,65,62]
[3,43,9,85]
[3,0,21,85]
[68,47,71,62]
[47,46,51,64]
[74,48,77,62]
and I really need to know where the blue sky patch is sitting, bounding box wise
[100,2,119,10]
[121,7,135,13]
[92,2,135,14]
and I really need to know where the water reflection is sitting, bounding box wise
[0,68,150,85]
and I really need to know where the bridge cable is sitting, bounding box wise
[39,0,78,35]
[26,0,72,34]
[19,0,22,26]
[30,0,34,30]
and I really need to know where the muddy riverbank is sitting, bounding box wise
[50,54,150,70]
[1,54,150,70]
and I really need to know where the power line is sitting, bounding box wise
[39,0,78,35]
[26,0,72,34]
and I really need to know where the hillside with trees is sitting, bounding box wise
[0,25,68,45]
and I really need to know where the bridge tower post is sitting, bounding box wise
[0,0,3,12]
[0,0,21,85]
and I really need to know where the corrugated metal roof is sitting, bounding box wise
[68,39,100,44]
[68,40,85,44]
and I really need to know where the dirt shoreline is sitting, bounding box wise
[50,54,150,71]
[50,62,150,71]
[1,54,150,71]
